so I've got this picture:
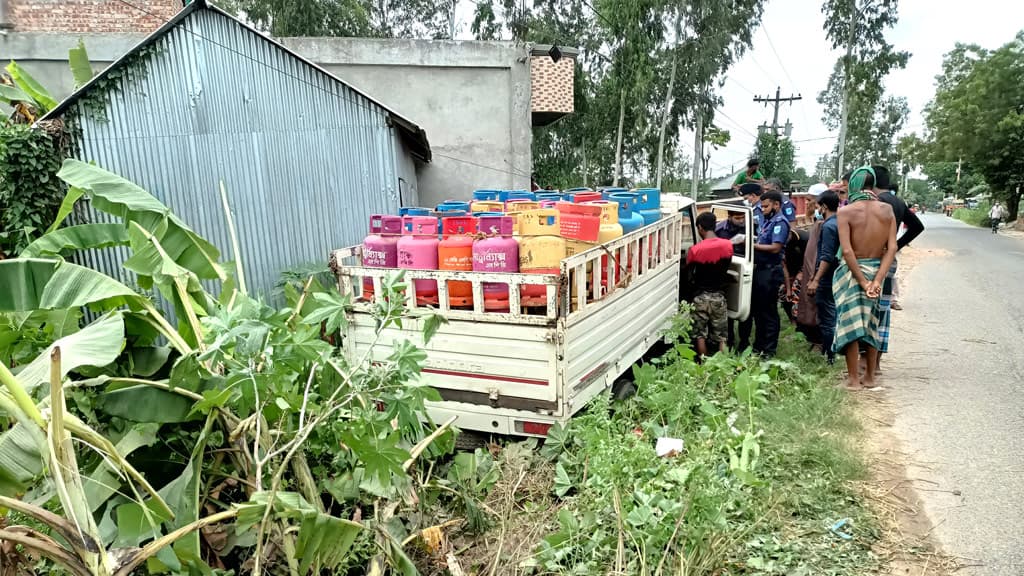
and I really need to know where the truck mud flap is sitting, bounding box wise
[435,388,559,413]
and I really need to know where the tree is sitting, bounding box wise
[921,161,984,200]
[236,0,455,38]
[818,0,910,175]
[925,33,1024,219]
[755,131,796,185]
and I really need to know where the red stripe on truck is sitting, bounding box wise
[422,368,549,386]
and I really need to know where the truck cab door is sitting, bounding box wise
[710,204,753,321]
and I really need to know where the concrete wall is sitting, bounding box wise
[2,33,533,208]
[280,37,532,207]
[0,32,145,104]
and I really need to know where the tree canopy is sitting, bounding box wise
[817,0,910,176]
[925,32,1024,218]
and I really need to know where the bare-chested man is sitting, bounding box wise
[832,166,898,390]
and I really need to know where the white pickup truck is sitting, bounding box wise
[332,196,752,436]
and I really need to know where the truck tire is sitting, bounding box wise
[612,377,637,401]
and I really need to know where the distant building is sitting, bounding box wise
[0,0,178,33]
[40,0,431,300]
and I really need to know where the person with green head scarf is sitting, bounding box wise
[831,165,898,390]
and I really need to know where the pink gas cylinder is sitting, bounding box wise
[439,217,477,308]
[473,216,519,311]
[398,216,440,305]
[362,214,402,301]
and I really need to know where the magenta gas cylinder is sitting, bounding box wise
[473,216,519,311]
[398,216,440,305]
[362,214,402,301]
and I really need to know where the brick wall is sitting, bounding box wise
[8,0,180,33]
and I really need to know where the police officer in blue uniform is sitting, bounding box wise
[750,190,790,357]
[739,183,764,233]
[765,178,797,224]
[733,182,763,351]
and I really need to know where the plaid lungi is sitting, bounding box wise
[831,258,882,354]
[874,261,898,353]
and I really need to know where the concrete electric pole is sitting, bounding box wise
[753,87,802,136]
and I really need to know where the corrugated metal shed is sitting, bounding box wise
[41,0,430,301]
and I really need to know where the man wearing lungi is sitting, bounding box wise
[833,166,898,390]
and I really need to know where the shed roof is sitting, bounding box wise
[40,0,431,162]
[711,171,742,192]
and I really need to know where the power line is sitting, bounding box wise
[759,25,797,91]
[725,75,756,96]
[714,108,759,140]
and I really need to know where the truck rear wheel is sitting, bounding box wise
[611,377,637,400]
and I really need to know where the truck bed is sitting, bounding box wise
[333,211,687,436]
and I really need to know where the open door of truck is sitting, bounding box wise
[709,203,753,321]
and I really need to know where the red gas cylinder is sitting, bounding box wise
[438,216,477,308]
[362,214,402,301]
[398,216,440,305]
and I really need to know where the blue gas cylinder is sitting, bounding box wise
[504,190,536,202]
[633,188,662,225]
[600,187,629,201]
[436,201,471,213]
[473,190,501,201]
[609,192,644,233]
[400,207,431,216]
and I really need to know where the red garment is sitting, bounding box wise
[687,237,734,264]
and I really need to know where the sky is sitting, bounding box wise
[687,0,1024,180]
[455,0,1024,181]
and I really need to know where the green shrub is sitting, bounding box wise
[953,202,992,227]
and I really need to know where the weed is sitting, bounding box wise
[525,317,882,575]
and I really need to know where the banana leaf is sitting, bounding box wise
[84,423,160,513]
[5,61,57,112]
[0,259,142,312]
[0,84,33,105]
[21,223,130,258]
[45,187,85,235]
[13,311,125,395]
[56,160,225,283]
[68,40,94,88]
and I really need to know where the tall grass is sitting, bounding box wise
[953,202,992,227]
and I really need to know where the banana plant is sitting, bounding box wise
[0,160,450,574]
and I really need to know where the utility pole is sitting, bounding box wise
[836,0,857,179]
[956,157,962,184]
[753,87,802,136]
[691,106,703,199]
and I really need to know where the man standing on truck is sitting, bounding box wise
[733,159,764,193]
[750,190,791,357]
[832,167,898,390]
[688,212,735,357]
[806,190,841,364]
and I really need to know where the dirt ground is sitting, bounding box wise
[852,245,957,576]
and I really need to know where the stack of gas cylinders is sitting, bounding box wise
[360,187,661,310]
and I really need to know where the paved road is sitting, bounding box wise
[886,214,1024,574]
